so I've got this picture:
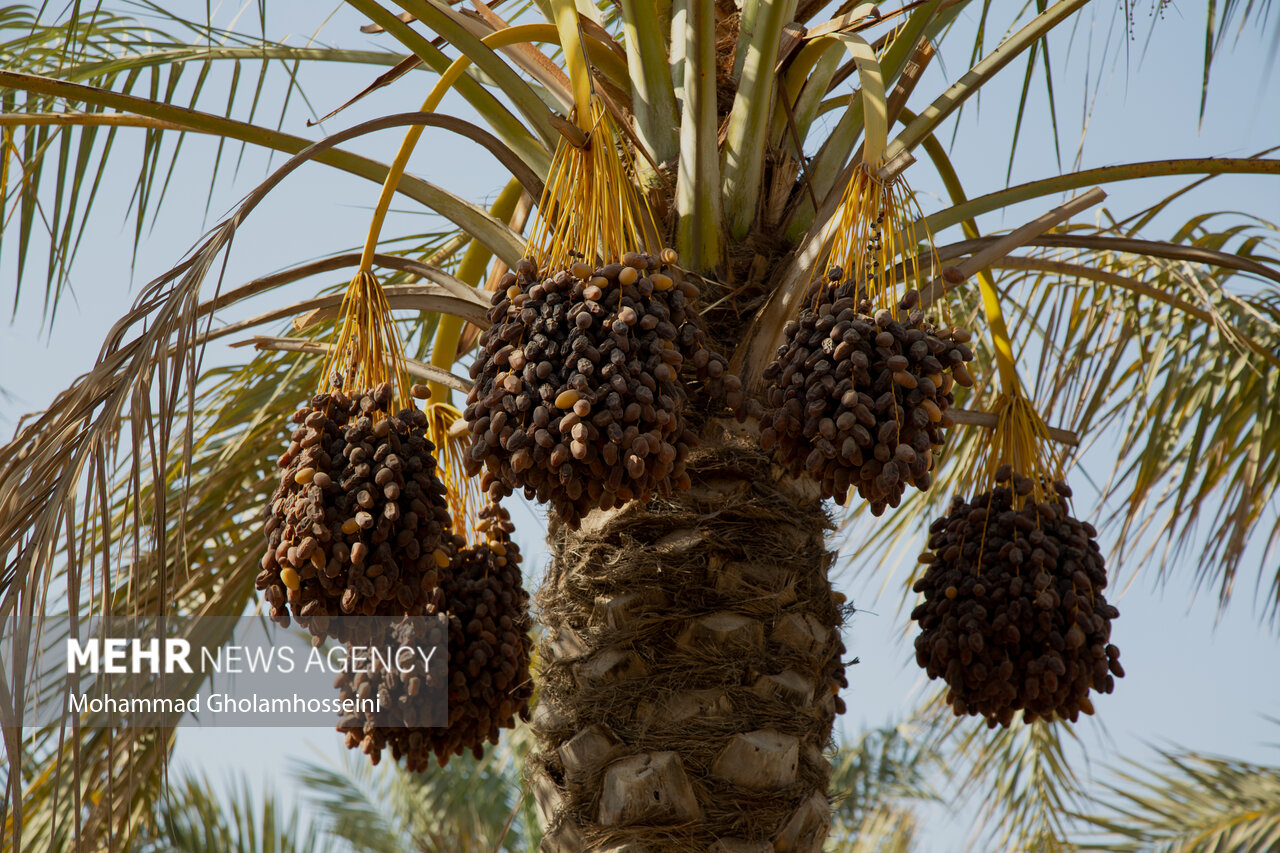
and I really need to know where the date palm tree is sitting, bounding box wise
[2,1,1279,851]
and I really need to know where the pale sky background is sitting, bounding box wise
[2,1,1280,849]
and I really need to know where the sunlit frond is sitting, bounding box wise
[6,336,324,848]
[829,725,941,830]
[1077,735,1280,852]
[0,121,498,846]
[296,722,539,852]
[826,724,941,852]
[1024,216,1280,618]
[132,770,337,853]
[835,207,1280,626]
[0,4,410,321]
[829,805,920,853]
[909,689,1093,853]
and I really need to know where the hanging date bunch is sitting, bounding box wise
[761,161,974,514]
[759,41,973,514]
[910,394,1122,727]
[463,96,743,526]
[257,271,456,643]
[336,501,533,769]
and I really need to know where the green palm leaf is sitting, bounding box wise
[826,724,941,852]
[132,771,338,853]
[297,724,539,853]
[1077,733,1280,852]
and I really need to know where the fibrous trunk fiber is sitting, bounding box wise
[530,420,848,852]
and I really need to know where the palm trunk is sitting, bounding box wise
[530,419,848,852]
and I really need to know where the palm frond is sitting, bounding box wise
[1077,737,1280,852]
[618,0,679,169]
[914,690,1093,853]
[5,339,323,849]
[834,195,1280,626]
[721,0,798,240]
[1021,217,1280,616]
[291,755,407,853]
[828,805,920,853]
[0,74,526,289]
[823,722,942,853]
[829,725,942,834]
[0,4,413,322]
[132,770,337,853]
[1184,0,1280,123]
[296,721,538,853]
[673,0,722,271]
[0,122,497,847]
[342,0,554,169]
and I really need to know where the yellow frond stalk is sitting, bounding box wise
[965,391,1066,509]
[319,270,412,412]
[526,97,658,268]
[822,163,941,316]
[425,402,484,543]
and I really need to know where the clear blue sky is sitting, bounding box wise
[2,1,1279,848]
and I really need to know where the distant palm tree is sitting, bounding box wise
[132,772,339,853]
[290,728,541,853]
[2,1,1279,851]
